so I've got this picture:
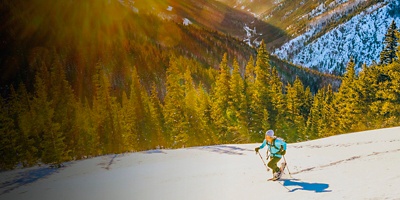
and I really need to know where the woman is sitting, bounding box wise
[255,130,287,179]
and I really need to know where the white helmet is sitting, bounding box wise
[266,130,274,137]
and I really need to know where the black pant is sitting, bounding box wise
[268,156,281,173]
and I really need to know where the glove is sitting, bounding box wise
[255,147,260,153]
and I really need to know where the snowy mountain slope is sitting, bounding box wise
[1,126,400,200]
[274,0,400,73]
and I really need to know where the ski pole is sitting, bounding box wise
[257,152,270,172]
[283,155,292,178]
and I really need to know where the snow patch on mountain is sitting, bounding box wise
[243,24,262,47]
[274,0,400,73]
[118,0,139,13]
[183,18,192,26]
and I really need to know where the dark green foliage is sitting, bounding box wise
[380,20,398,65]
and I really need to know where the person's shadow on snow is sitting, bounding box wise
[283,179,331,193]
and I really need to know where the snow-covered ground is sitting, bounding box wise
[1,127,400,200]
[274,0,400,73]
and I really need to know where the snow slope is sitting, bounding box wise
[1,127,400,200]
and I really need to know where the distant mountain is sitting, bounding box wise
[127,0,288,49]
[274,0,400,74]
[214,0,400,74]
[0,0,339,97]
[0,0,255,95]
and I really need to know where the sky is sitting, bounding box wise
[1,126,400,200]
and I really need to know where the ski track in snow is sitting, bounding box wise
[1,127,400,200]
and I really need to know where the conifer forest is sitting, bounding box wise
[1,0,400,170]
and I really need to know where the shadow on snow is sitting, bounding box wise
[0,167,60,195]
[142,149,167,154]
[192,145,252,155]
[282,179,331,193]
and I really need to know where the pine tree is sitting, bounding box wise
[305,87,324,140]
[15,83,38,167]
[250,41,271,138]
[75,98,98,158]
[305,85,334,139]
[92,66,121,153]
[302,86,313,123]
[210,53,231,143]
[355,64,378,129]
[380,20,398,65]
[139,85,153,150]
[228,58,249,143]
[164,57,188,147]
[183,67,199,145]
[245,55,255,86]
[321,85,335,137]
[0,95,19,169]
[333,58,360,133]
[374,58,400,125]
[149,84,166,148]
[49,61,76,160]
[285,77,306,141]
[386,60,400,121]
[269,68,287,139]
[120,90,138,152]
[32,73,66,166]
[128,67,147,149]
[196,83,215,145]
[244,55,257,140]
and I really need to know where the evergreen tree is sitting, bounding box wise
[15,83,38,167]
[374,59,400,125]
[380,20,398,65]
[92,66,122,153]
[244,55,257,140]
[183,67,199,145]
[386,60,400,121]
[285,77,306,141]
[75,98,98,157]
[32,73,66,166]
[269,68,287,139]
[49,61,76,160]
[321,85,335,137]
[196,83,215,145]
[333,58,361,133]
[305,87,324,140]
[228,59,249,143]
[306,85,334,139]
[0,95,19,169]
[120,90,138,152]
[129,67,148,149]
[139,85,154,150]
[164,57,188,147]
[302,86,313,123]
[355,64,378,129]
[250,41,271,138]
[210,53,231,143]
[244,55,255,86]
[149,84,166,148]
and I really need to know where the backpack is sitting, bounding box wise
[271,137,286,155]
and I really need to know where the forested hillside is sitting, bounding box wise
[1,0,399,170]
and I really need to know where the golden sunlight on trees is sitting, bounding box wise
[1,0,400,170]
